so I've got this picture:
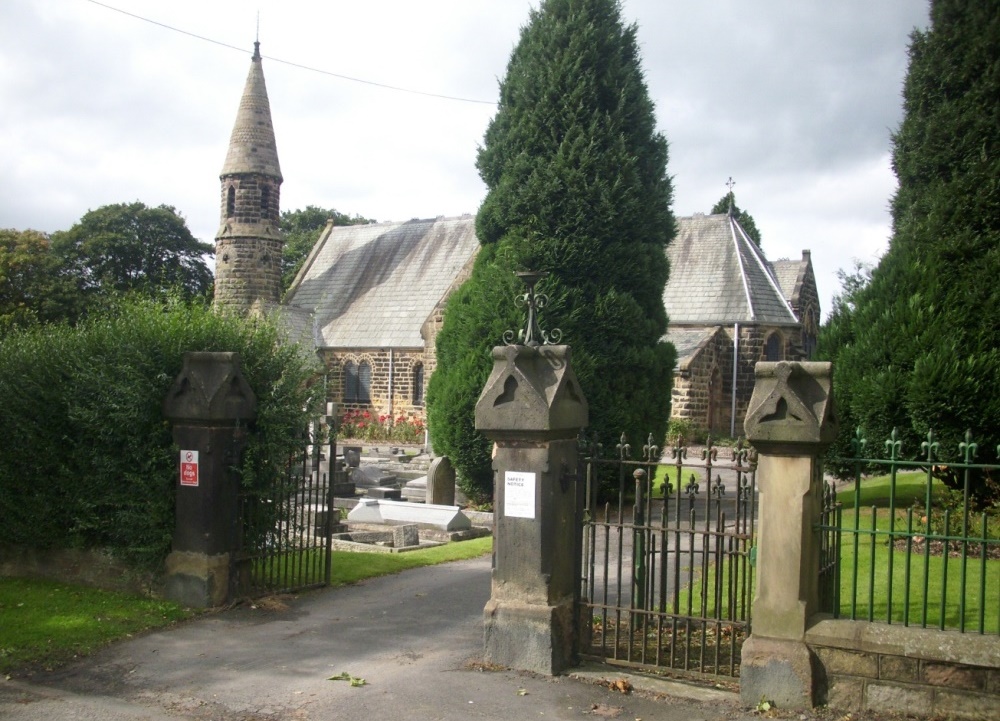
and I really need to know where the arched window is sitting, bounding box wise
[260,185,270,219]
[343,361,358,403]
[226,186,236,218]
[358,361,372,403]
[764,332,783,362]
[412,363,424,406]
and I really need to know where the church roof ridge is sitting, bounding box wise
[221,42,282,180]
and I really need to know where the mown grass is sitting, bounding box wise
[1,536,494,674]
[0,577,194,673]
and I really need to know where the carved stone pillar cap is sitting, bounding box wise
[475,344,588,439]
[744,361,837,451]
[163,351,258,423]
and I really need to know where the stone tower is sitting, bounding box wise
[214,42,284,311]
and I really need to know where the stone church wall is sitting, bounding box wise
[321,348,426,424]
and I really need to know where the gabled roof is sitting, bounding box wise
[770,251,812,310]
[220,42,282,180]
[284,216,479,349]
[663,213,798,326]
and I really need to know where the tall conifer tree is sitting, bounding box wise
[427,0,675,500]
[821,0,1000,492]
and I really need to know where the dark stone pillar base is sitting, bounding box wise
[483,598,575,675]
[164,551,230,608]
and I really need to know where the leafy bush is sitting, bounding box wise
[0,295,321,572]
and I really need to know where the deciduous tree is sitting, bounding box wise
[51,202,213,304]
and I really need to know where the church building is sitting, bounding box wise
[214,46,819,439]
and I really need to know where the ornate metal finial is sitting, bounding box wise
[503,271,562,347]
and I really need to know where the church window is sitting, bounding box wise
[358,361,372,403]
[226,186,235,218]
[343,361,359,403]
[412,363,424,406]
[261,185,270,218]
[764,332,783,362]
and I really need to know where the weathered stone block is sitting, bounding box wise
[864,681,931,713]
[880,655,919,683]
[922,662,986,690]
[821,675,864,712]
[813,646,879,678]
[740,636,816,709]
[934,689,1000,720]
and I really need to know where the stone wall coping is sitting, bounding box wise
[806,617,999,669]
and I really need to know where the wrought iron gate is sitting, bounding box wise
[578,434,757,679]
[232,418,336,598]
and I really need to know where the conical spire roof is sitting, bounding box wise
[221,42,282,180]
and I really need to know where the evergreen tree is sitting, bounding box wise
[427,0,676,501]
[711,192,762,246]
[820,0,1000,497]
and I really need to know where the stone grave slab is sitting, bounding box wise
[347,499,472,531]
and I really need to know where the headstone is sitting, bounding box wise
[426,456,456,506]
[343,446,362,468]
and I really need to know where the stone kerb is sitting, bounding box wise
[475,342,588,676]
[162,352,257,608]
[740,361,837,711]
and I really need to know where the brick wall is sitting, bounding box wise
[806,619,1000,719]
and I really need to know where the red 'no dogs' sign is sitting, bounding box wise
[180,450,199,487]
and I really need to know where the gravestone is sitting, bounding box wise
[426,456,456,506]
[343,446,362,468]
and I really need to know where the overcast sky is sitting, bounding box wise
[0,0,930,319]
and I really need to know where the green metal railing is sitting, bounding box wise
[819,428,1000,635]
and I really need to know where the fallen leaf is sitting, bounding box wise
[517,689,529,696]
[327,671,366,687]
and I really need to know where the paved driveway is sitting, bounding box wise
[1,555,742,721]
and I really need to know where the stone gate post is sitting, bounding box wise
[741,361,837,709]
[162,352,257,607]
[475,341,588,675]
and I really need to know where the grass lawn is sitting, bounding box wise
[0,578,194,674]
[0,535,493,674]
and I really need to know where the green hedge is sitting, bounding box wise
[0,296,322,572]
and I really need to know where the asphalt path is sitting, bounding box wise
[1,555,745,721]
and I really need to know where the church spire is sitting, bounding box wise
[220,42,282,181]
[214,43,285,311]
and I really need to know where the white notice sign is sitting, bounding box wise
[504,471,536,519]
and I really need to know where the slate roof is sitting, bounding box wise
[770,253,810,308]
[664,327,719,368]
[663,214,798,326]
[221,43,282,180]
[284,216,479,349]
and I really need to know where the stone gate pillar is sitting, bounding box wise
[475,339,588,675]
[741,361,837,709]
[162,352,257,607]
